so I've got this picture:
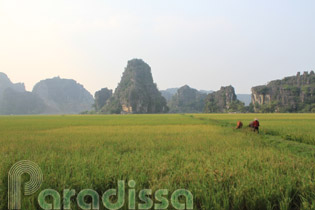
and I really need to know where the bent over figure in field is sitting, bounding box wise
[236,121,243,129]
[249,118,260,133]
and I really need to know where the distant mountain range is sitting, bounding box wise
[0,59,313,114]
[161,87,251,108]
[236,94,251,106]
[0,73,93,115]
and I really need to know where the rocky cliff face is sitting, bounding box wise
[33,77,94,114]
[168,85,207,113]
[94,88,112,112]
[251,71,315,112]
[103,59,168,114]
[0,72,25,98]
[204,86,244,113]
[0,72,48,115]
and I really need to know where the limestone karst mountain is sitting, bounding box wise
[1,69,314,114]
[0,72,48,114]
[94,88,113,112]
[167,85,207,113]
[102,59,168,114]
[0,72,25,97]
[204,85,245,113]
[32,77,94,114]
[251,71,315,112]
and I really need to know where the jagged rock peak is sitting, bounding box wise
[102,59,168,114]
[0,72,25,92]
[204,85,243,113]
[94,88,113,112]
[168,85,207,113]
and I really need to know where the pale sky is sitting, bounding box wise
[1,0,315,94]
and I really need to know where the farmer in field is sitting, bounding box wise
[236,121,243,129]
[252,118,260,133]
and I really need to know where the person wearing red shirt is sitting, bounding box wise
[252,118,260,133]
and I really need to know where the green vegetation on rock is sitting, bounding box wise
[204,86,245,113]
[93,88,112,112]
[102,59,168,114]
[252,71,315,113]
[168,85,207,113]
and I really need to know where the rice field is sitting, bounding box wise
[0,114,314,210]
[193,114,315,145]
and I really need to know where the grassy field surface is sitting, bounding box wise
[0,114,314,209]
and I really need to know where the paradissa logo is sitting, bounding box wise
[8,160,193,210]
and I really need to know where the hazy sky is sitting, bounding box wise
[1,0,315,94]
